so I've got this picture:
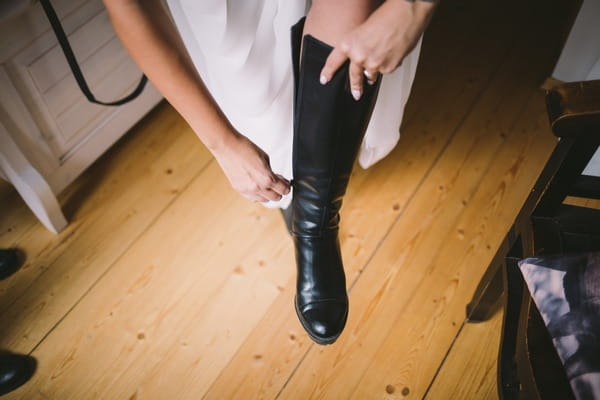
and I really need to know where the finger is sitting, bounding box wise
[320,47,348,85]
[270,176,291,196]
[246,193,269,203]
[262,188,283,202]
[363,69,378,86]
[275,174,291,189]
[349,61,364,101]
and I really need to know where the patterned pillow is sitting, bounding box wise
[519,252,600,400]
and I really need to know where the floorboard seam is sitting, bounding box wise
[419,58,544,399]
[339,21,540,394]
[0,119,186,317]
[27,158,216,355]
[271,54,499,396]
[422,319,467,399]
[273,341,314,400]
[272,14,534,388]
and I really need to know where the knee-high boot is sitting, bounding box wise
[290,18,381,345]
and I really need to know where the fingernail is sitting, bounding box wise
[352,89,361,101]
[320,74,328,85]
[367,79,376,86]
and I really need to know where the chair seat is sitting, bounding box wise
[519,252,600,399]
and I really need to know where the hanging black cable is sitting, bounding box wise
[39,0,148,106]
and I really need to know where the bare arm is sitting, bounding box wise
[103,0,290,202]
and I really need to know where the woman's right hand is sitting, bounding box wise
[211,133,291,203]
[103,0,290,203]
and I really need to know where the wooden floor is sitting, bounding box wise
[0,0,579,398]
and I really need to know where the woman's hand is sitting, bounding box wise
[104,0,289,204]
[319,0,437,100]
[211,133,291,203]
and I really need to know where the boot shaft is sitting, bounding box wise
[290,18,381,236]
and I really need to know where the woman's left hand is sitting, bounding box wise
[319,0,437,101]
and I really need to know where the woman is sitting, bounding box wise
[103,0,438,345]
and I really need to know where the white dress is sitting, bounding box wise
[165,0,422,209]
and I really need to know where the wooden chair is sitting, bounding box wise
[466,80,600,399]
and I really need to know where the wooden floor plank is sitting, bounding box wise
[204,0,527,397]
[277,79,550,400]
[6,162,292,399]
[426,308,503,400]
[0,0,581,398]
[401,0,489,125]
[564,196,600,210]
[277,1,567,397]
[0,104,213,352]
[346,94,554,400]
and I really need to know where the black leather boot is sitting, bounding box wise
[0,351,36,396]
[290,18,381,345]
[0,249,23,280]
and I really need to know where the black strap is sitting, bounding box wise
[39,0,148,106]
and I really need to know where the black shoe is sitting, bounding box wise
[0,351,36,396]
[0,249,24,280]
[290,18,381,345]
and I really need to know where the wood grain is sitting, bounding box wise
[8,163,292,399]
[205,4,522,398]
[346,95,555,400]
[0,0,581,398]
[0,104,212,352]
[426,308,503,400]
[276,0,565,397]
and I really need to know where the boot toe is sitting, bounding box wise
[0,352,36,396]
[297,300,348,345]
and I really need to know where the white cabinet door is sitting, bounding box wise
[0,0,163,232]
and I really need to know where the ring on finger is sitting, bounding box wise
[363,69,375,80]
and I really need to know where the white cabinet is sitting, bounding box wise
[0,0,162,233]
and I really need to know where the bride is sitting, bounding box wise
[103,0,437,344]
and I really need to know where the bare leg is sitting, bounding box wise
[303,0,383,47]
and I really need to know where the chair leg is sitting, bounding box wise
[498,239,527,400]
[466,260,503,322]
[467,225,518,322]
[499,234,552,400]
